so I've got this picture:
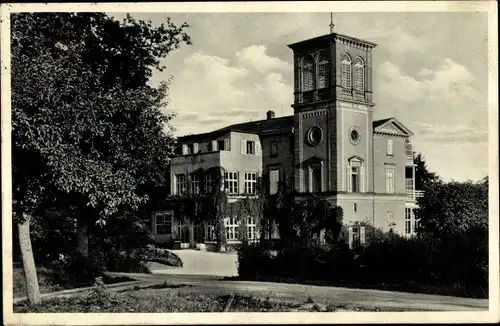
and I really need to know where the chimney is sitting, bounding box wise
[266,110,275,120]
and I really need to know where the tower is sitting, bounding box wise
[287,29,377,195]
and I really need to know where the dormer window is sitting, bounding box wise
[341,53,352,89]
[353,57,365,91]
[317,51,330,89]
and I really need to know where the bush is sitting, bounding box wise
[237,230,488,298]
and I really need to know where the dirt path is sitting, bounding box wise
[149,249,238,277]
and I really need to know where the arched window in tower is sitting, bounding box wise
[302,55,314,92]
[354,57,365,91]
[341,53,352,89]
[317,51,330,89]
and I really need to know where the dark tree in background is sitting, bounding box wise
[413,153,440,191]
[11,12,191,305]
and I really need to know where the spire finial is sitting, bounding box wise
[329,12,335,34]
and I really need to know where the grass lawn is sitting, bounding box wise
[13,263,133,299]
[13,282,385,312]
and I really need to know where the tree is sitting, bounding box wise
[415,178,488,237]
[11,13,191,304]
[413,153,440,191]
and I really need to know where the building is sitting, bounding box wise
[151,28,423,249]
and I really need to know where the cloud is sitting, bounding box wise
[415,122,488,143]
[377,58,483,124]
[236,45,293,74]
[167,49,294,136]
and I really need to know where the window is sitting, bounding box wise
[247,141,255,155]
[246,216,258,240]
[387,139,394,156]
[269,169,280,195]
[386,169,395,194]
[311,167,321,193]
[302,56,314,91]
[244,172,257,194]
[353,203,357,213]
[271,141,278,156]
[405,208,412,235]
[154,211,173,235]
[205,170,217,193]
[341,53,352,89]
[241,140,260,155]
[351,167,360,193]
[225,217,239,241]
[176,174,186,195]
[224,171,239,194]
[189,172,200,194]
[353,57,365,91]
[207,141,213,152]
[218,139,230,151]
[187,144,194,154]
[317,52,330,89]
[347,158,364,193]
[204,222,216,241]
[349,225,365,248]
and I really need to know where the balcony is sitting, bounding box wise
[405,178,424,201]
[405,143,415,165]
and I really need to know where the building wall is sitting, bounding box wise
[337,101,373,193]
[373,196,407,234]
[261,132,295,190]
[373,133,406,194]
[221,132,262,194]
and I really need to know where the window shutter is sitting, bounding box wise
[256,142,261,156]
[241,140,247,154]
[360,166,365,192]
[193,143,199,153]
[360,226,366,245]
[212,140,218,151]
[347,166,352,192]
[182,144,188,155]
[224,139,230,151]
[348,227,353,248]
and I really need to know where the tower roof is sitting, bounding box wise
[287,32,377,51]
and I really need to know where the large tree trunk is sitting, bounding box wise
[76,216,89,257]
[17,217,41,305]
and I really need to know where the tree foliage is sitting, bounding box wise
[413,153,440,191]
[267,183,344,248]
[11,12,191,303]
[12,12,191,226]
[415,178,488,237]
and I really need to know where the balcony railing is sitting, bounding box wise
[406,189,424,201]
[405,178,424,201]
[405,151,414,165]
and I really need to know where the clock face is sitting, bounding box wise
[349,126,361,145]
[306,126,323,146]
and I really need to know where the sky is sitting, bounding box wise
[108,11,489,183]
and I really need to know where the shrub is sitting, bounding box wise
[236,230,488,298]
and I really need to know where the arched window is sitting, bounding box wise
[317,51,330,89]
[302,55,314,92]
[353,57,365,91]
[341,53,352,89]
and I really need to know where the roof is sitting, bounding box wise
[178,115,295,141]
[373,118,393,128]
[288,32,377,50]
[179,116,412,142]
[373,117,413,137]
